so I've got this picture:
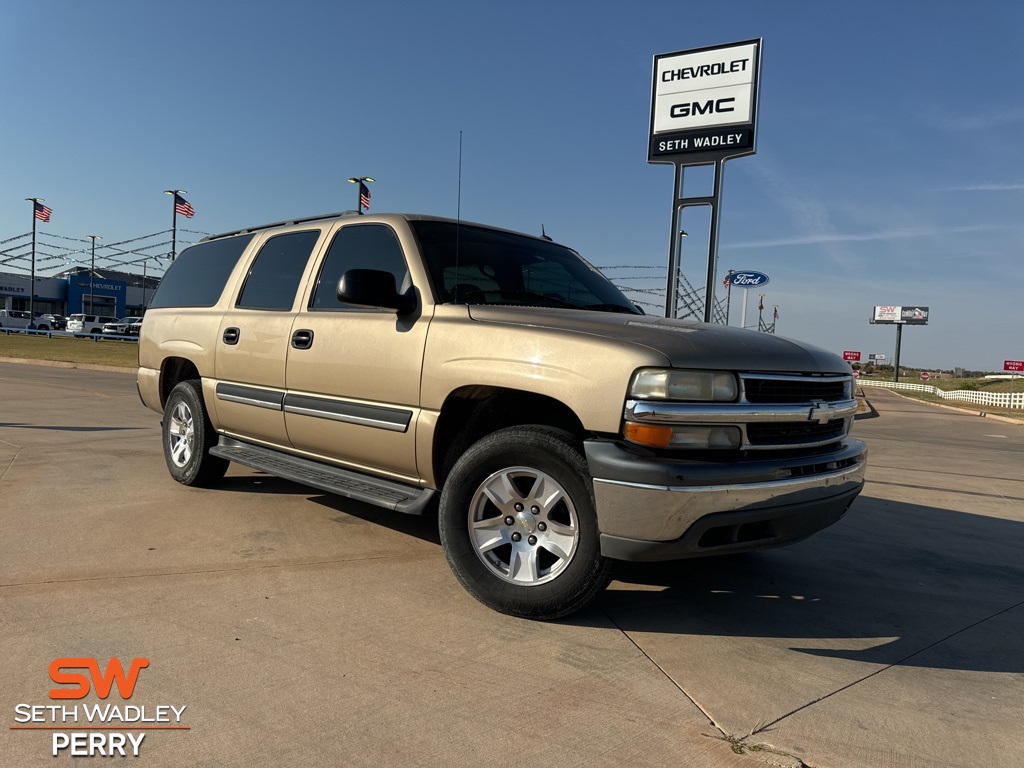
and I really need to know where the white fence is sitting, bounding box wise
[858,379,1024,410]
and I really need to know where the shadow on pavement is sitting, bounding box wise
[580,494,1023,674]
[216,472,443,544]
[208,470,1022,676]
[0,422,145,431]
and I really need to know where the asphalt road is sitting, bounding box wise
[1,364,1021,767]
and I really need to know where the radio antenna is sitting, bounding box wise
[457,130,463,223]
[455,130,462,301]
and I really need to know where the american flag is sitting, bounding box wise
[359,182,371,211]
[773,306,779,320]
[174,194,195,218]
[722,273,732,288]
[34,202,52,222]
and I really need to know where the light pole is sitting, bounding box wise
[164,189,186,260]
[88,235,101,314]
[142,258,149,309]
[25,197,45,324]
[347,177,374,214]
[724,269,735,325]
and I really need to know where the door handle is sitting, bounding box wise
[291,329,314,349]
[223,327,240,345]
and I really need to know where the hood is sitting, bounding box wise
[466,306,851,374]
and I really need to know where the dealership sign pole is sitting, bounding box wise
[649,39,762,323]
[728,269,769,329]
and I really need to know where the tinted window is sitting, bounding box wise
[237,231,321,311]
[411,220,638,314]
[149,234,255,309]
[311,225,409,310]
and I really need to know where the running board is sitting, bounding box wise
[210,437,435,515]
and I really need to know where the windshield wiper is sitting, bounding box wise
[490,290,578,309]
[583,303,641,314]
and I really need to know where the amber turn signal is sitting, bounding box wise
[623,422,673,447]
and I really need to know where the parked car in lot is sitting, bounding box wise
[0,309,37,330]
[102,316,144,336]
[128,317,144,336]
[67,313,119,335]
[39,314,67,330]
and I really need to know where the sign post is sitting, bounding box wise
[727,270,769,329]
[649,39,762,323]
[1006,360,1024,415]
[870,306,930,383]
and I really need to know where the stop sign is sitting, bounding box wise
[920,371,931,381]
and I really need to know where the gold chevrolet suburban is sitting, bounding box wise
[138,211,866,619]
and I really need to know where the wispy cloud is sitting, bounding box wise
[940,183,1024,192]
[726,225,994,250]
[739,156,851,266]
[927,106,1024,133]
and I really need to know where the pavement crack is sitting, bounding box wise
[749,597,1024,737]
[0,440,22,482]
[600,607,728,739]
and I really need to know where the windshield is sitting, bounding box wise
[411,221,640,314]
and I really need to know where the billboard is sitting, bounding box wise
[649,39,761,162]
[871,306,930,325]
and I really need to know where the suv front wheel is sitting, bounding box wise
[439,426,612,620]
[162,380,229,487]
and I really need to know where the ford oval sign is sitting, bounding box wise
[727,270,770,287]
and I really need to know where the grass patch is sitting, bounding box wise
[0,332,138,369]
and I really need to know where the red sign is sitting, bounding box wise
[843,351,861,362]
[920,372,931,381]
[1005,360,1024,372]
[852,369,860,378]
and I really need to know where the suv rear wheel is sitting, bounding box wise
[162,380,229,487]
[439,426,612,620]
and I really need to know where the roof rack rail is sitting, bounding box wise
[202,210,360,241]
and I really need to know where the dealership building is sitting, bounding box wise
[0,268,161,318]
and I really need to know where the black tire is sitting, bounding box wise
[439,426,612,620]
[162,380,229,487]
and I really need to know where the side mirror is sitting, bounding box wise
[338,269,415,314]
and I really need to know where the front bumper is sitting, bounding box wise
[584,438,866,562]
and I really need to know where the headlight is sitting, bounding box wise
[630,369,737,401]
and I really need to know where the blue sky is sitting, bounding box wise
[2,1,1021,371]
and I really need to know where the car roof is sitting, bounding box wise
[201,212,562,248]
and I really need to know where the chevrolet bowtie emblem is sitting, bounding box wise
[808,402,834,424]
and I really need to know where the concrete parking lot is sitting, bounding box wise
[1,363,1021,767]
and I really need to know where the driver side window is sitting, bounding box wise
[311,224,409,310]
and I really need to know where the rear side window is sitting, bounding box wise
[149,235,255,308]
[310,224,409,310]
[237,231,321,311]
